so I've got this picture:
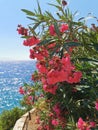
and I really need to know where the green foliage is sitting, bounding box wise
[0,107,26,130]
[20,99,33,111]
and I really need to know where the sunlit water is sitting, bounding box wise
[0,60,36,113]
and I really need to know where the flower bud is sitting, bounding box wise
[62,0,67,6]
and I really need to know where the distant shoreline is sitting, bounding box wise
[0,59,36,62]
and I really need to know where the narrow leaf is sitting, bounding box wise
[27,17,39,22]
[54,22,60,36]
[29,26,37,36]
[45,11,55,20]
[38,39,52,46]
[33,21,42,30]
[56,0,61,4]
[48,3,62,11]
[37,0,42,14]
[21,36,31,39]
[78,58,98,63]
[21,9,35,16]
[63,42,81,48]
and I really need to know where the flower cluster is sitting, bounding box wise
[17,24,28,36]
[19,86,35,105]
[17,0,98,129]
[34,54,82,95]
[77,118,96,130]
[49,23,68,36]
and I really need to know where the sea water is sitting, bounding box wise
[0,60,36,113]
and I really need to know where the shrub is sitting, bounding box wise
[17,0,98,129]
[0,107,26,130]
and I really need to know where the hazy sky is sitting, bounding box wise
[0,0,98,60]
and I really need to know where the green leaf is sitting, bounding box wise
[38,39,52,46]
[63,42,81,53]
[64,8,73,20]
[71,21,84,26]
[27,17,39,22]
[21,9,35,16]
[50,44,61,56]
[33,21,42,30]
[78,15,95,22]
[56,0,61,4]
[93,44,98,51]
[73,10,79,17]
[29,26,37,36]
[45,11,55,20]
[37,0,42,14]
[63,42,81,48]
[54,22,61,37]
[59,48,63,58]
[78,17,85,21]
[21,36,31,39]
[48,3,62,11]
[78,58,98,63]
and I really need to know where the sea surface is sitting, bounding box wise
[0,60,36,113]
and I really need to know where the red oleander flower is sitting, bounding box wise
[36,62,48,74]
[43,84,58,95]
[17,25,28,36]
[60,24,69,33]
[47,55,82,85]
[52,119,59,126]
[53,103,61,117]
[77,118,96,130]
[77,118,89,130]
[37,126,43,130]
[47,42,56,49]
[28,96,32,101]
[35,116,41,124]
[90,122,96,128]
[19,87,25,94]
[49,25,56,36]
[23,36,40,46]
[44,125,49,130]
[77,118,85,130]
[95,100,98,110]
[61,55,75,72]
[29,46,49,60]
[29,49,35,59]
[47,69,68,85]
[67,71,82,84]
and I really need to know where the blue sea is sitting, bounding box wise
[0,60,36,113]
